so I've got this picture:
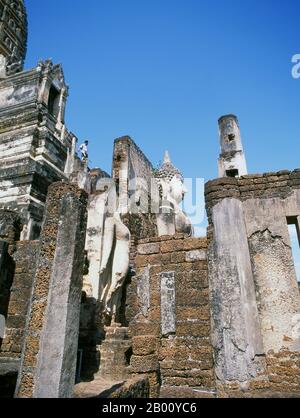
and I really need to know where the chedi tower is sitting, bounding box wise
[218,114,248,178]
[0,0,28,77]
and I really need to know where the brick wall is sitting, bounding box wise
[0,241,39,359]
[112,136,156,214]
[205,169,300,221]
[265,350,300,395]
[0,210,21,249]
[0,217,38,397]
[0,210,23,336]
[129,234,215,398]
[121,212,157,327]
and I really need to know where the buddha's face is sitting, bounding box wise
[169,175,187,204]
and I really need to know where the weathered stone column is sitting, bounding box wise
[207,197,264,385]
[15,182,88,398]
[205,171,300,396]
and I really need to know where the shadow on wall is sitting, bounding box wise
[77,294,103,382]
[0,369,18,398]
[0,247,16,351]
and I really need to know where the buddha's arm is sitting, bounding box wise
[100,218,115,273]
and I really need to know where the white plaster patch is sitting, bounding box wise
[137,266,150,317]
[0,180,14,189]
[160,271,176,336]
[0,86,14,107]
[186,249,206,262]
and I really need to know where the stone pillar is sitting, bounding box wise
[0,55,7,78]
[218,115,248,178]
[56,87,67,129]
[64,136,77,177]
[208,198,264,385]
[15,182,88,398]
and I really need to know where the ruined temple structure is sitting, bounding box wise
[0,1,299,399]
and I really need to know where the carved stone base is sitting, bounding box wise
[97,326,132,381]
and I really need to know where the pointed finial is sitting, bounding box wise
[164,151,171,164]
[155,151,183,182]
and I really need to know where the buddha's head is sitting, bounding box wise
[154,151,187,205]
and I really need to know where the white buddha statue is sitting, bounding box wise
[155,151,193,237]
[99,211,131,326]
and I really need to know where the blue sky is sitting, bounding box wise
[25,0,300,179]
[25,0,300,275]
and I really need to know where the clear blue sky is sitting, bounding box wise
[25,0,300,273]
[25,0,300,180]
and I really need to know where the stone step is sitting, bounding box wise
[159,385,217,398]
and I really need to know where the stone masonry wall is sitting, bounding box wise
[0,210,21,251]
[113,136,156,214]
[0,210,37,397]
[0,210,23,352]
[205,169,300,397]
[129,234,215,398]
[205,169,300,222]
[121,212,158,327]
[0,241,39,360]
[0,62,74,239]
